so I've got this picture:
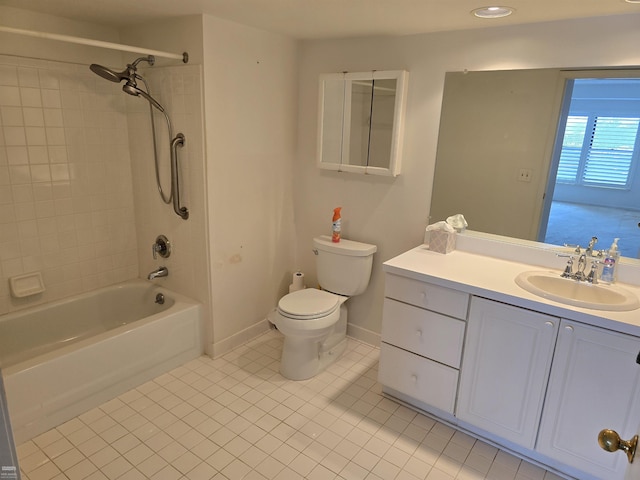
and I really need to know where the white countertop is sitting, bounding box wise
[383,244,640,337]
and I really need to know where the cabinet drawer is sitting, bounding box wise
[378,343,458,414]
[385,274,469,319]
[382,298,465,368]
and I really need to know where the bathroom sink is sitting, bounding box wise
[515,271,640,311]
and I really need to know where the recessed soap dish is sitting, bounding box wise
[9,272,46,298]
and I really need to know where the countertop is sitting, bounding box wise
[383,244,640,338]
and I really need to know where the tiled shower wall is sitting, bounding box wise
[127,63,212,347]
[0,55,139,314]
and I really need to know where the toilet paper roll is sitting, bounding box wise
[289,271,305,293]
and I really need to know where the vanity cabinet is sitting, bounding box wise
[456,297,559,448]
[536,320,640,480]
[379,267,640,480]
[378,274,468,415]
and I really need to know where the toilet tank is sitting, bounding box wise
[313,235,377,296]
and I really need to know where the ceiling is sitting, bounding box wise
[2,0,639,39]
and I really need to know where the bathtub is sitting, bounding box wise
[0,280,203,444]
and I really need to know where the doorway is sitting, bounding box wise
[540,75,640,258]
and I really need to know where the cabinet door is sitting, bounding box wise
[625,419,640,480]
[457,297,559,448]
[537,320,640,480]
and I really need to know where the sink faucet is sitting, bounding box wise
[574,254,587,282]
[148,266,168,280]
[585,236,599,256]
[558,252,601,284]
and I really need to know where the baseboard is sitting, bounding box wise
[346,323,380,347]
[210,319,272,358]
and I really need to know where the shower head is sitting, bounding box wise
[89,55,155,83]
[89,55,164,111]
[122,82,165,112]
[90,63,128,83]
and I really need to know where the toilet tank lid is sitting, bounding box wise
[313,235,377,257]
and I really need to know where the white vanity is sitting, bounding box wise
[380,233,640,480]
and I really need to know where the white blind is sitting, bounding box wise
[557,115,640,188]
[556,116,587,183]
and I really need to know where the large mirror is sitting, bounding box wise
[317,70,408,176]
[430,67,640,258]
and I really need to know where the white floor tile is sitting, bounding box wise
[17,331,568,480]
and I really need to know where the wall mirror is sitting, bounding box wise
[430,67,640,259]
[317,70,408,176]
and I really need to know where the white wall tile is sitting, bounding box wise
[0,57,139,314]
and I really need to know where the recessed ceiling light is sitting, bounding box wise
[472,6,515,18]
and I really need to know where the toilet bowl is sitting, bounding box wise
[269,288,349,380]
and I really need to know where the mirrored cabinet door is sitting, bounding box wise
[317,70,408,177]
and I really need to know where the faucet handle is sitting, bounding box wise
[563,244,582,254]
[558,255,574,278]
[152,235,171,259]
[587,261,599,284]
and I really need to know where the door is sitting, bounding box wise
[457,297,559,448]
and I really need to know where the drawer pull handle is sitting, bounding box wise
[420,292,427,301]
[410,374,418,383]
[564,325,574,333]
[416,329,422,337]
[545,321,554,328]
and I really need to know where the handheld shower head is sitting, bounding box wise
[122,82,165,112]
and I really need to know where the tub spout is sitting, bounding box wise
[148,266,168,280]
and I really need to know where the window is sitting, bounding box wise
[557,114,640,188]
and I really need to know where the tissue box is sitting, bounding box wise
[429,230,456,254]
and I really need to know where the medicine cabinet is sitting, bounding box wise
[317,70,408,177]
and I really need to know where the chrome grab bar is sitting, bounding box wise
[170,133,189,220]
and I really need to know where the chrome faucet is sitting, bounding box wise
[558,253,600,283]
[585,236,599,256]
[574,254,587,282]
[148,266,168,280]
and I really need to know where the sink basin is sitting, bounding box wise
[515,271,640,311]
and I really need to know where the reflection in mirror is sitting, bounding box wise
[369,79,398,168]
[317,71,407,176]
[430,68,640,259]
[320,76,345,165]
[348,79,398,168]
[349,79,373,167]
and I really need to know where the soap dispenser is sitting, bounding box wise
[601,238,620,283]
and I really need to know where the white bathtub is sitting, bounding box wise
[0,280,203,444]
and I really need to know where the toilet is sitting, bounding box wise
[268,235,377,380]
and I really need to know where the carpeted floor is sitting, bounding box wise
[544,201,640,258]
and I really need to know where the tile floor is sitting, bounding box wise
[17,330,565,480]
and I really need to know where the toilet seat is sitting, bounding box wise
[278,288,340,320]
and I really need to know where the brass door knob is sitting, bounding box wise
[598,429,638,463]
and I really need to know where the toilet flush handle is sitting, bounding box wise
[313,249,319,255]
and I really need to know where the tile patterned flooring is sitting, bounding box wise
[17,330,565,480]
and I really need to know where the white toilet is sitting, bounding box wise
[268,235,377,380]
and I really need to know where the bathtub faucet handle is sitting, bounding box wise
[152,235,171,259]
